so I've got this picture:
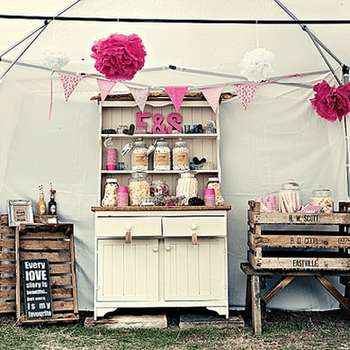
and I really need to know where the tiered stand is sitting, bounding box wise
[241,201,350,334]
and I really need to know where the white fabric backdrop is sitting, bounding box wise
[1,68,348,311]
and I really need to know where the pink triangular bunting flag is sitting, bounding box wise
[58,72,83,101]
[126,85,149,112]
[97,79,116,103]
[235,84,258,110]
[163,86,190,112]
[200,83,227,112]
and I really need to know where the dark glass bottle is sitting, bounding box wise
[48,191,57,215]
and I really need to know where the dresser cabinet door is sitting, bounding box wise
[164,237,226,301]
[97,239,159,301]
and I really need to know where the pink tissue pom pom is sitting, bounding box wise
[91,33,146,81]
[310,80,350,122]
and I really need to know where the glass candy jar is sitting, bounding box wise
[310,188,334,213]
[206,177,225,205]
[172,138,189,171]
[150,180,170,197]
[132,138,148,171]
[154,138,171,171]
[176,171,198,205]
[102,178,119,207]
[278,179,301,212]
[128,172,150,206]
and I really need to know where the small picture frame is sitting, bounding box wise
[7,199,34,227]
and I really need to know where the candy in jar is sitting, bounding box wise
[128,172,150,206]
[154,138,171,171]
[102,178,119,207]
[132,138,148,171]
[172,138,189,171]
[278,179,301,212]
[150,180,169,197]
[176,171,198,205]
[310,188,334,213]
[206,177,225,205]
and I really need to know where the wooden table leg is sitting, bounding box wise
[251,275,262,335]
[245,275,252,319]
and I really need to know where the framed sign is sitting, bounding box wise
[22,259,53,319]
[7,199,34,227]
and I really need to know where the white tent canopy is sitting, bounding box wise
[1,0,350,311]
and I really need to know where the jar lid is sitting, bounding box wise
[312,189,332,197]
[208,178,219,182]
[130,171,148,178]
[106,178,117,183]
[281,179,299,190]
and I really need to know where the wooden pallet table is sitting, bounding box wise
[15,221,79,325]
[248,201,350,270]
[240,262,350,334]
[0,215,79,325]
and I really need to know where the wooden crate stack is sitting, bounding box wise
[248,201,350,270]
[0,214,79,324]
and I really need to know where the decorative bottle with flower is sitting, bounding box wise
[48,188,57,215]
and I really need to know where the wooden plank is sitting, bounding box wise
[52,300,75,311]
[18,312,79,325]
[0,277,16,287]
[19,240,70,250]
[19,232,71,240]
[0,252,16,262]
[51,275,72,287]
[0,239,15,249]
[0,289,16,299]
[49,264,72,274]
[0,264,16,274]
[69,234,79,313]
[0,302,16,313]
[248,250,350,270]
[15,226,20,320]
[51,288,74,299]
[315,276,349,310]
[262,276,295,305]
[19,252,71,262]
[249,232,350,249]
[0,226,15,237]
[251,275,262,335]
[249,211,350,225]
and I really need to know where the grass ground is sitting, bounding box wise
[0,310,349,349]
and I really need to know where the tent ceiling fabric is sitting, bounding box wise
[1,0,350,95]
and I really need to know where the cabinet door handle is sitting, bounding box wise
[153,247,158,253]
[126,224,132,231]
[125,231,132,244]
[192,233,198,245]
[165,246,171,251]
[191,224,199,231]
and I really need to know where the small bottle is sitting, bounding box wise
[48,189,57,215]
[37,185,46,215]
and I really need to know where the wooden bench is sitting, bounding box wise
[240,262,350,334]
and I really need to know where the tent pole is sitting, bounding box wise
[0,0,82,81]
[0,23,48,58]
[342,66,350,200]
[274,0,342,85]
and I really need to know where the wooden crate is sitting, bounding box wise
[248,201,350,270]
[0,215,16,313]
[15,221,79,324]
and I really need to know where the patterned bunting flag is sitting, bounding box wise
[163,86,190,112]
[126,85,149,112]
[97,79,116,103]
[58,72,83,101]
[200,83,227,112]
[235,84,258,110]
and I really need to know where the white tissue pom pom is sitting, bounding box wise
[239,47,275,82]
[40,48,70,70]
